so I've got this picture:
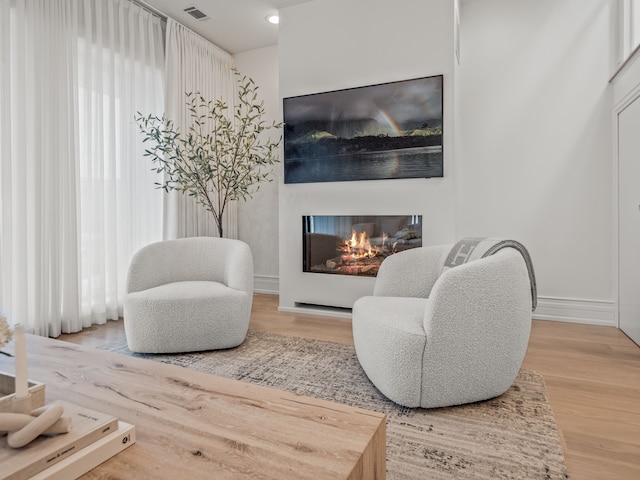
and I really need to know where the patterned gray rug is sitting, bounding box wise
[99,331,569,479]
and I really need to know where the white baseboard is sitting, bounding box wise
[278,297,618,325]
[534,297,616,327]
[263,277,617,327]
[253,275,279,295]
[278,304,353,319]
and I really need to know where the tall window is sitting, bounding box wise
[0,0,164,336]
[74,3,165,326]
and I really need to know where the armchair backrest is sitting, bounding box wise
[373,244,451,298]
[126,237,253,295]
[425,247,532,336]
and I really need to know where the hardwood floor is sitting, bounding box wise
[58,293,640,480]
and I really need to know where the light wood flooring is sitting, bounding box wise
[58,293,640,480]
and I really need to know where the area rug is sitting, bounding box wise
[99,331,569,480]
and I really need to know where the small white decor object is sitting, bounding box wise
[0,319,67,449]
[0,373,46,414]
[0,401,118,478]
[0,403,70,448]
[12,324,30,413]
[0,319,46,413]
[0,319,48,415]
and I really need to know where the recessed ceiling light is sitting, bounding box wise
[266,14,279,25]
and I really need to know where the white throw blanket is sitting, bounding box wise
[442,238,537,311]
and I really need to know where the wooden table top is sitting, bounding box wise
[0,335,386,479]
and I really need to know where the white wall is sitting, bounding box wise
[457,0,617,324]
[234,0,619,324]
[234,46,281,293]
[278,0,457,312]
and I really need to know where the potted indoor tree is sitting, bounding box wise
[135,70,281,238]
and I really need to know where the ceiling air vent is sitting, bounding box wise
[184,6,209,21]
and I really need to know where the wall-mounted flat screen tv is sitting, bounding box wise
[283,75,443,184]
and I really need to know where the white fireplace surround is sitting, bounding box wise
[278,179,456,315]
[277,0,457,316]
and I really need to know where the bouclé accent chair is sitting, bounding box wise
[124,237,254,353]
[352,243,533,408]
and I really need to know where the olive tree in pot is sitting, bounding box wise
[135,71,281,238]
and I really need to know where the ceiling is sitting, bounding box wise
[140,0,315,55]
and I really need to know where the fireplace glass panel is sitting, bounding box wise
[303,215,422,276]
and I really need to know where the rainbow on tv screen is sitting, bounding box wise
[283,75,443,184]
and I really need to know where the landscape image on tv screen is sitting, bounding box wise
[283,75,443,184]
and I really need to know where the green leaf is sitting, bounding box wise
[134,72,282,236]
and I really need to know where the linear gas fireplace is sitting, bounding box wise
[303,215,422,277]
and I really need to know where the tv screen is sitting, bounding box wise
[283,75,443,184]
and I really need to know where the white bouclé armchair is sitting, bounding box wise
[124,237,254,354]
[352,243,533,408]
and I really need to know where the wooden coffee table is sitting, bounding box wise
[0,335,386,479]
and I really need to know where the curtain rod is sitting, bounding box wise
[130,0,168,22]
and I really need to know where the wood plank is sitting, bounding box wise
[525,316,640,480]
[249,294,354,345]
[542,376,640,419]
[564,453,640,480]
[1,334,385,479]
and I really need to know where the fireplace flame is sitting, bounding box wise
[341,229,379,261]
[322,227,404,276]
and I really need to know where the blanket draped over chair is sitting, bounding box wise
[442,237,537,311]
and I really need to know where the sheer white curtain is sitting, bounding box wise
[0,0,164,336]
[163,18,238,240]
